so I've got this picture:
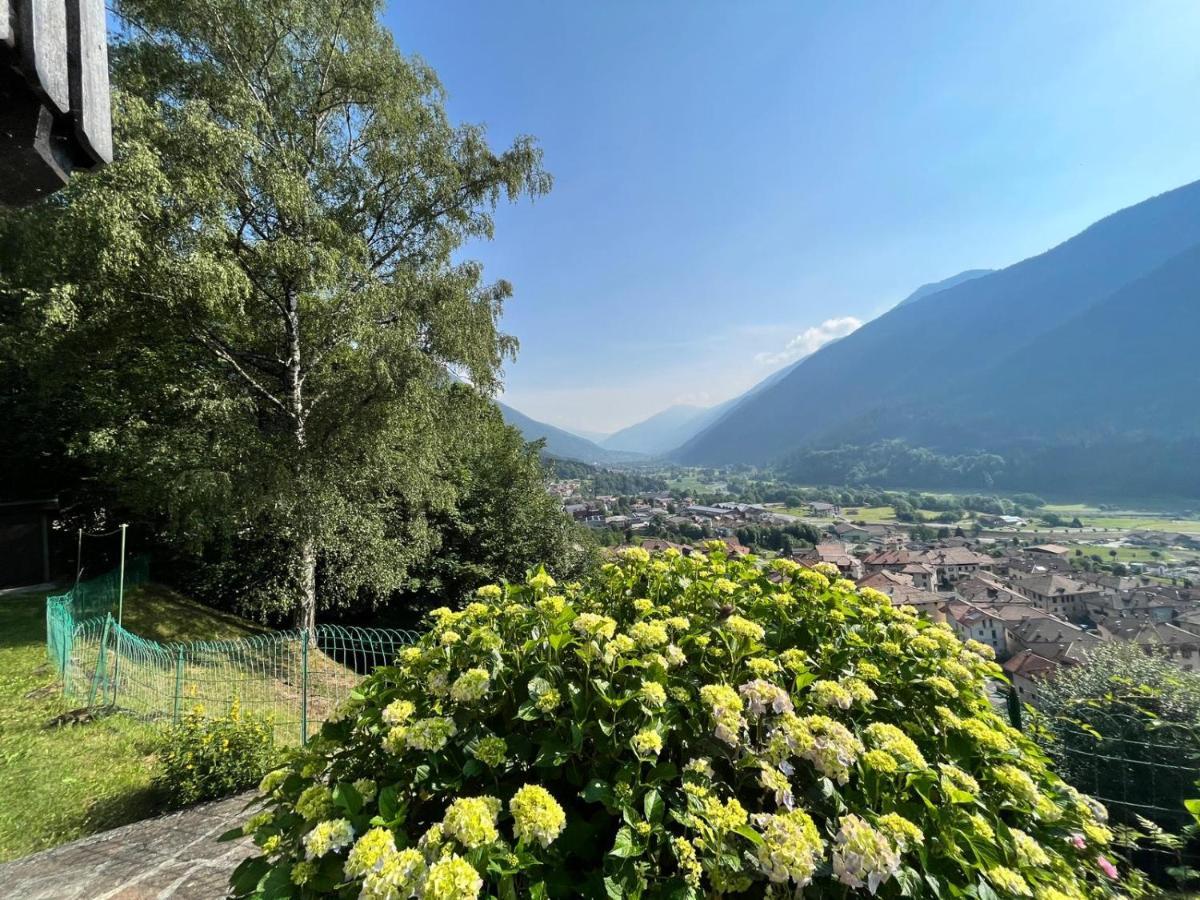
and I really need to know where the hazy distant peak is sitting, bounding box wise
[895,269,994,308]
[603,404,715,455]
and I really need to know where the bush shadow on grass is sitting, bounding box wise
[76,782,171,841]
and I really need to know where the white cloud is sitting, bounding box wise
[754,316,862,367]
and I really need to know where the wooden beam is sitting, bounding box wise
[66,0,110,164]
[17,0,69,115]
[1,0,14,49]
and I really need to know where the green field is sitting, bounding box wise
[1080,516,1200,534]
[0,585,264,861]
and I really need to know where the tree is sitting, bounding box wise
[1035,642,1200,830]
[395,392,594,606]
[0,0,551,628]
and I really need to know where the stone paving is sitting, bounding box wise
[0,793,256,899]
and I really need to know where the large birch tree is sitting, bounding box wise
[0,0,552,628]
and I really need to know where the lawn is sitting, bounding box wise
[842,506,894,523]
[1081,516,1200,534]
[0,584,268,862]
[119,584,268,643]
[0,590,163,861]
[1065,543,1198,565]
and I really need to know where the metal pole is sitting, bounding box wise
[173,648,185,723]
[75,527,82,586]
[111,524,127,709]
[116,524,127,627]
[300,632,309,746]
[88,614,111,708]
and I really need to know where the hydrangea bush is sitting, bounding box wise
[229,545,1126,898]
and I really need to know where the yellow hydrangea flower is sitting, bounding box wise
[442,796,501,849]
[423,854,482,900]
[510,784,566,847]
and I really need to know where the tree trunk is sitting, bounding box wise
[295,535,317,634]
[284,287,316,636]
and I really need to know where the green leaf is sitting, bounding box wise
[229,856,270,895]
[517,700,541,721]
[643,788,664,824]
[895,866,923,897]
[333,781,362,816]
[259,862,295,900]
[378,785,399,821]
[549,631,572,651]
[733,824,764,846]
[582,778,614,805]
[609,825,641,858]
[217,826,245,843]
[793,672,817,691]
[946,786,975,805]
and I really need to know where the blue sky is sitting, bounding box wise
[383,1,1200,434]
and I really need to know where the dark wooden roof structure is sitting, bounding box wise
[1,0,111,205]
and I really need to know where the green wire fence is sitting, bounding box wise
[45,563,420,744]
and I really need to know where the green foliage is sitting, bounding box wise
[234,548,1123,898]
[158,700,279,808]
[1034,642,1200,830]
[0,0,572,625]
[544,459,669,497]
[780,441,1008,490]
[404,394,596,607]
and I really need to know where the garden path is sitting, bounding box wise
[0,793,254,899]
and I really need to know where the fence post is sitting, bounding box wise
[88,614,112,708]
[300,630,309,746]
[173,647,185,723]
[61,613,72,697]
[1006,685,1023,731]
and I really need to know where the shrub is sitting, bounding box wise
[158,699,278,808]
[231,546,1125,898]
[1034,641,1200,829]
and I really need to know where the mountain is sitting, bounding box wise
[571,428,613,444]
[600,354,819,457]
[674,179,1200,496]
[603,405,711,455]
[945,241,1200,441]
[894,269,993,308]
[498,402,645,465]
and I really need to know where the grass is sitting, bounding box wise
[842,506,894,523]
[0,590,163,862]
[0,584,277,862]
[1064,544,1198,565]
[118,584,267,643]
[1080,516,1200,534]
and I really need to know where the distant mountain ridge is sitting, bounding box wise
[894,269,993,307]
[673,178,1200,496]
[602,405,711,455]
[597,354,815,458]
[498,402,646,465]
